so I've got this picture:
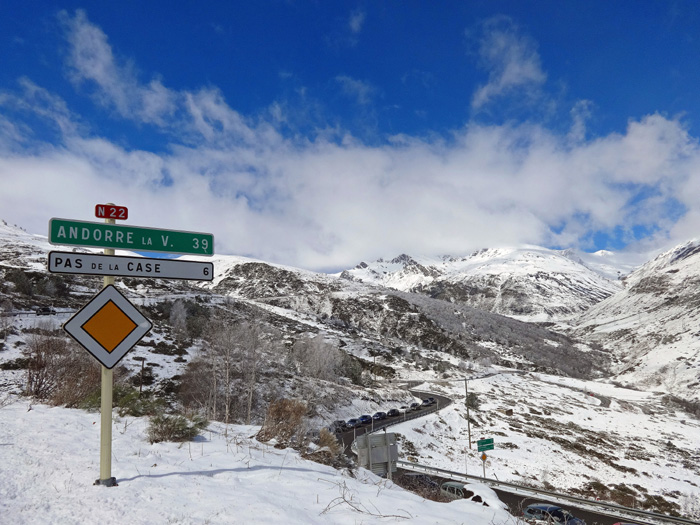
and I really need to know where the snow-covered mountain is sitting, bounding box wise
[0,220,606,382]
[2,220,700,517]
[571,238,700,402]
[339,246,630,322]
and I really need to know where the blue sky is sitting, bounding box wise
[2,2,700,271]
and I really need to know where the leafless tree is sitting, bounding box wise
[290,335,343,382]
[180,318,280,427]
[169,299,189,344]
[207,319,238,426]
[0,299,12,341]
[238,321,264,425]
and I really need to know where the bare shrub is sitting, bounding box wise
[50,347,103,407]
[317,428,342,456]
[304,428,349,469]
[257,398,308,447]
[24,331,70,399]
[391,471,442,501]
[23,329,123,407]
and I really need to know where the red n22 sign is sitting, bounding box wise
[95,204,128,220]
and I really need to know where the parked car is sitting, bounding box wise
[523,503,585,524]
[346,418,361,429]
[35,307,56,316]
[409,402,421,411]
[372,411,387,420]
[440,481,507,509]
[386,408,400,417]
[441,481,470,500]
[329,420,348,433]
[359,414,373,425]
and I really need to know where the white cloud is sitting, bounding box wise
[568,100,593,144]
[349,10,366,34]
[335,75,376,106]
[4,105,697,270]
[1,11,700,272]
[60,10,177,126]
[471,17,547,110]
[0,78,78,142]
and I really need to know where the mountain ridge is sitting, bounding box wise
[339,246,637,322]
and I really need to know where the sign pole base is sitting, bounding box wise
[94,477,118,487]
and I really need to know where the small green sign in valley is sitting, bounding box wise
[477,438,494,452]
[49,218,214,256]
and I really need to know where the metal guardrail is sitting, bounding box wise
[397,460,699,525]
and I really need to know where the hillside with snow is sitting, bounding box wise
[570,238,700,403]
[339,247,633,322]
[0,398,517,525]
[1,219,700,520]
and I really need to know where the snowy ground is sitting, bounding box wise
[392,372,700,519]
[3,312,700,520]
[0,397,520,525]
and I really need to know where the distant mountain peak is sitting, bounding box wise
[343,245,627,322]
[669,239,700,265]
[390,253,416,265]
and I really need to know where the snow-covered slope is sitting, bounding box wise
[340,247,627,322]
[2,220,700,517]
[572,239,700,401]
[0,220,55,273]
[0,398,517,525]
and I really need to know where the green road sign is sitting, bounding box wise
[477,438,494,452]
[49,218,214,256]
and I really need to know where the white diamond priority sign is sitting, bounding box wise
[63,285,152,369]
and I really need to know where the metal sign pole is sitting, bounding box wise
[97,213,116,487]
[465,378,471,449]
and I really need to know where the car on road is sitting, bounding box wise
[329,420,348,433]
[386,408,400,417]
[359,414,372,425]
[35,307,56,316]
[440,481,507,509]
[409,402,421,411]
[421,398,434,407]
[372,411,387,420]
[346,418,361,429]
[398,406,409,414]
[523,503,585,524]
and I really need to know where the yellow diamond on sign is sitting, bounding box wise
[64,285,152,369]
[82,300,138,353]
